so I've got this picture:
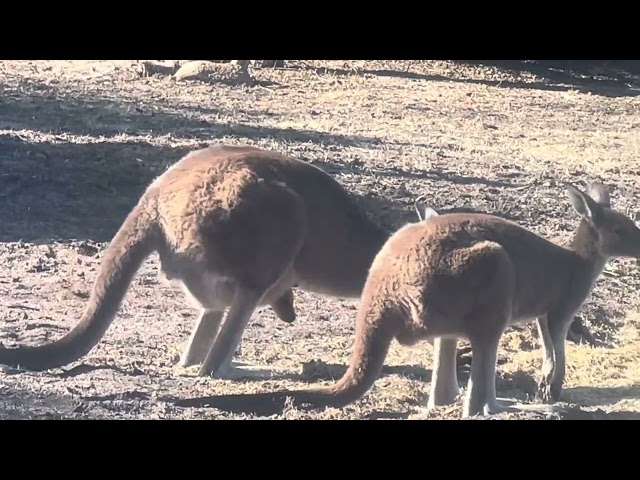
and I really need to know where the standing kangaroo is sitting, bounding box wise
[176,182,640,417]
[0,144,395,379]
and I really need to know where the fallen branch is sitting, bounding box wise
[6,304,39,311]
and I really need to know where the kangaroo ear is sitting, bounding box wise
[567,184,602,224]
[414,195,440,222]
[588,182,611,207]
[421,207,440,222]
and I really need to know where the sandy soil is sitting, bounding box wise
[0,60,639,420]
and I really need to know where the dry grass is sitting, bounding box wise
[0,60,639,419]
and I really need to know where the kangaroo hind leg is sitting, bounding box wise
[197,180,307,379]
[198,266,299,379]
[427,337,461,410]
[179,309,224,368]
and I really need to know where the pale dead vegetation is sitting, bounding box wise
[0,60,639,419]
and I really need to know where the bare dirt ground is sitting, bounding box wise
[1,60,639,420]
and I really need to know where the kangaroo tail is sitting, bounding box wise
[174,309,396,415]
[0,201,159,370]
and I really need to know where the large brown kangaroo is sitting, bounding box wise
[0,144,394,379]
[173,182,640,417]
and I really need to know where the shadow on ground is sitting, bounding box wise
[298,361,432,383]
[0,383,85,419]
[294,60,640,98]
[0,79,392,243]
[563,384,640,409]
[0,378,166,419]
[0,135,188,243]
[0,78,381,146]
[0,77,525,243]
[0,134,428,244]
[310,157,532,191]
[457,60,640,98]
[164,367,635,420]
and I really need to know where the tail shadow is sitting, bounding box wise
[167,358,477,415]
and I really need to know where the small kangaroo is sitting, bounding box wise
[0,144,393,379]
[175,182,640,417]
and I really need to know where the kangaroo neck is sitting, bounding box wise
[567,219,609,296]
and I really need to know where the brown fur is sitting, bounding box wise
[0,144,389,377]
[176,182,640,417]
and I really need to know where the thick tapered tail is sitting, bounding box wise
[175,309,396,414]
[0,202,158,370]
[301,315,394,408]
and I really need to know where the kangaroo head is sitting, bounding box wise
[567,182,640,259]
